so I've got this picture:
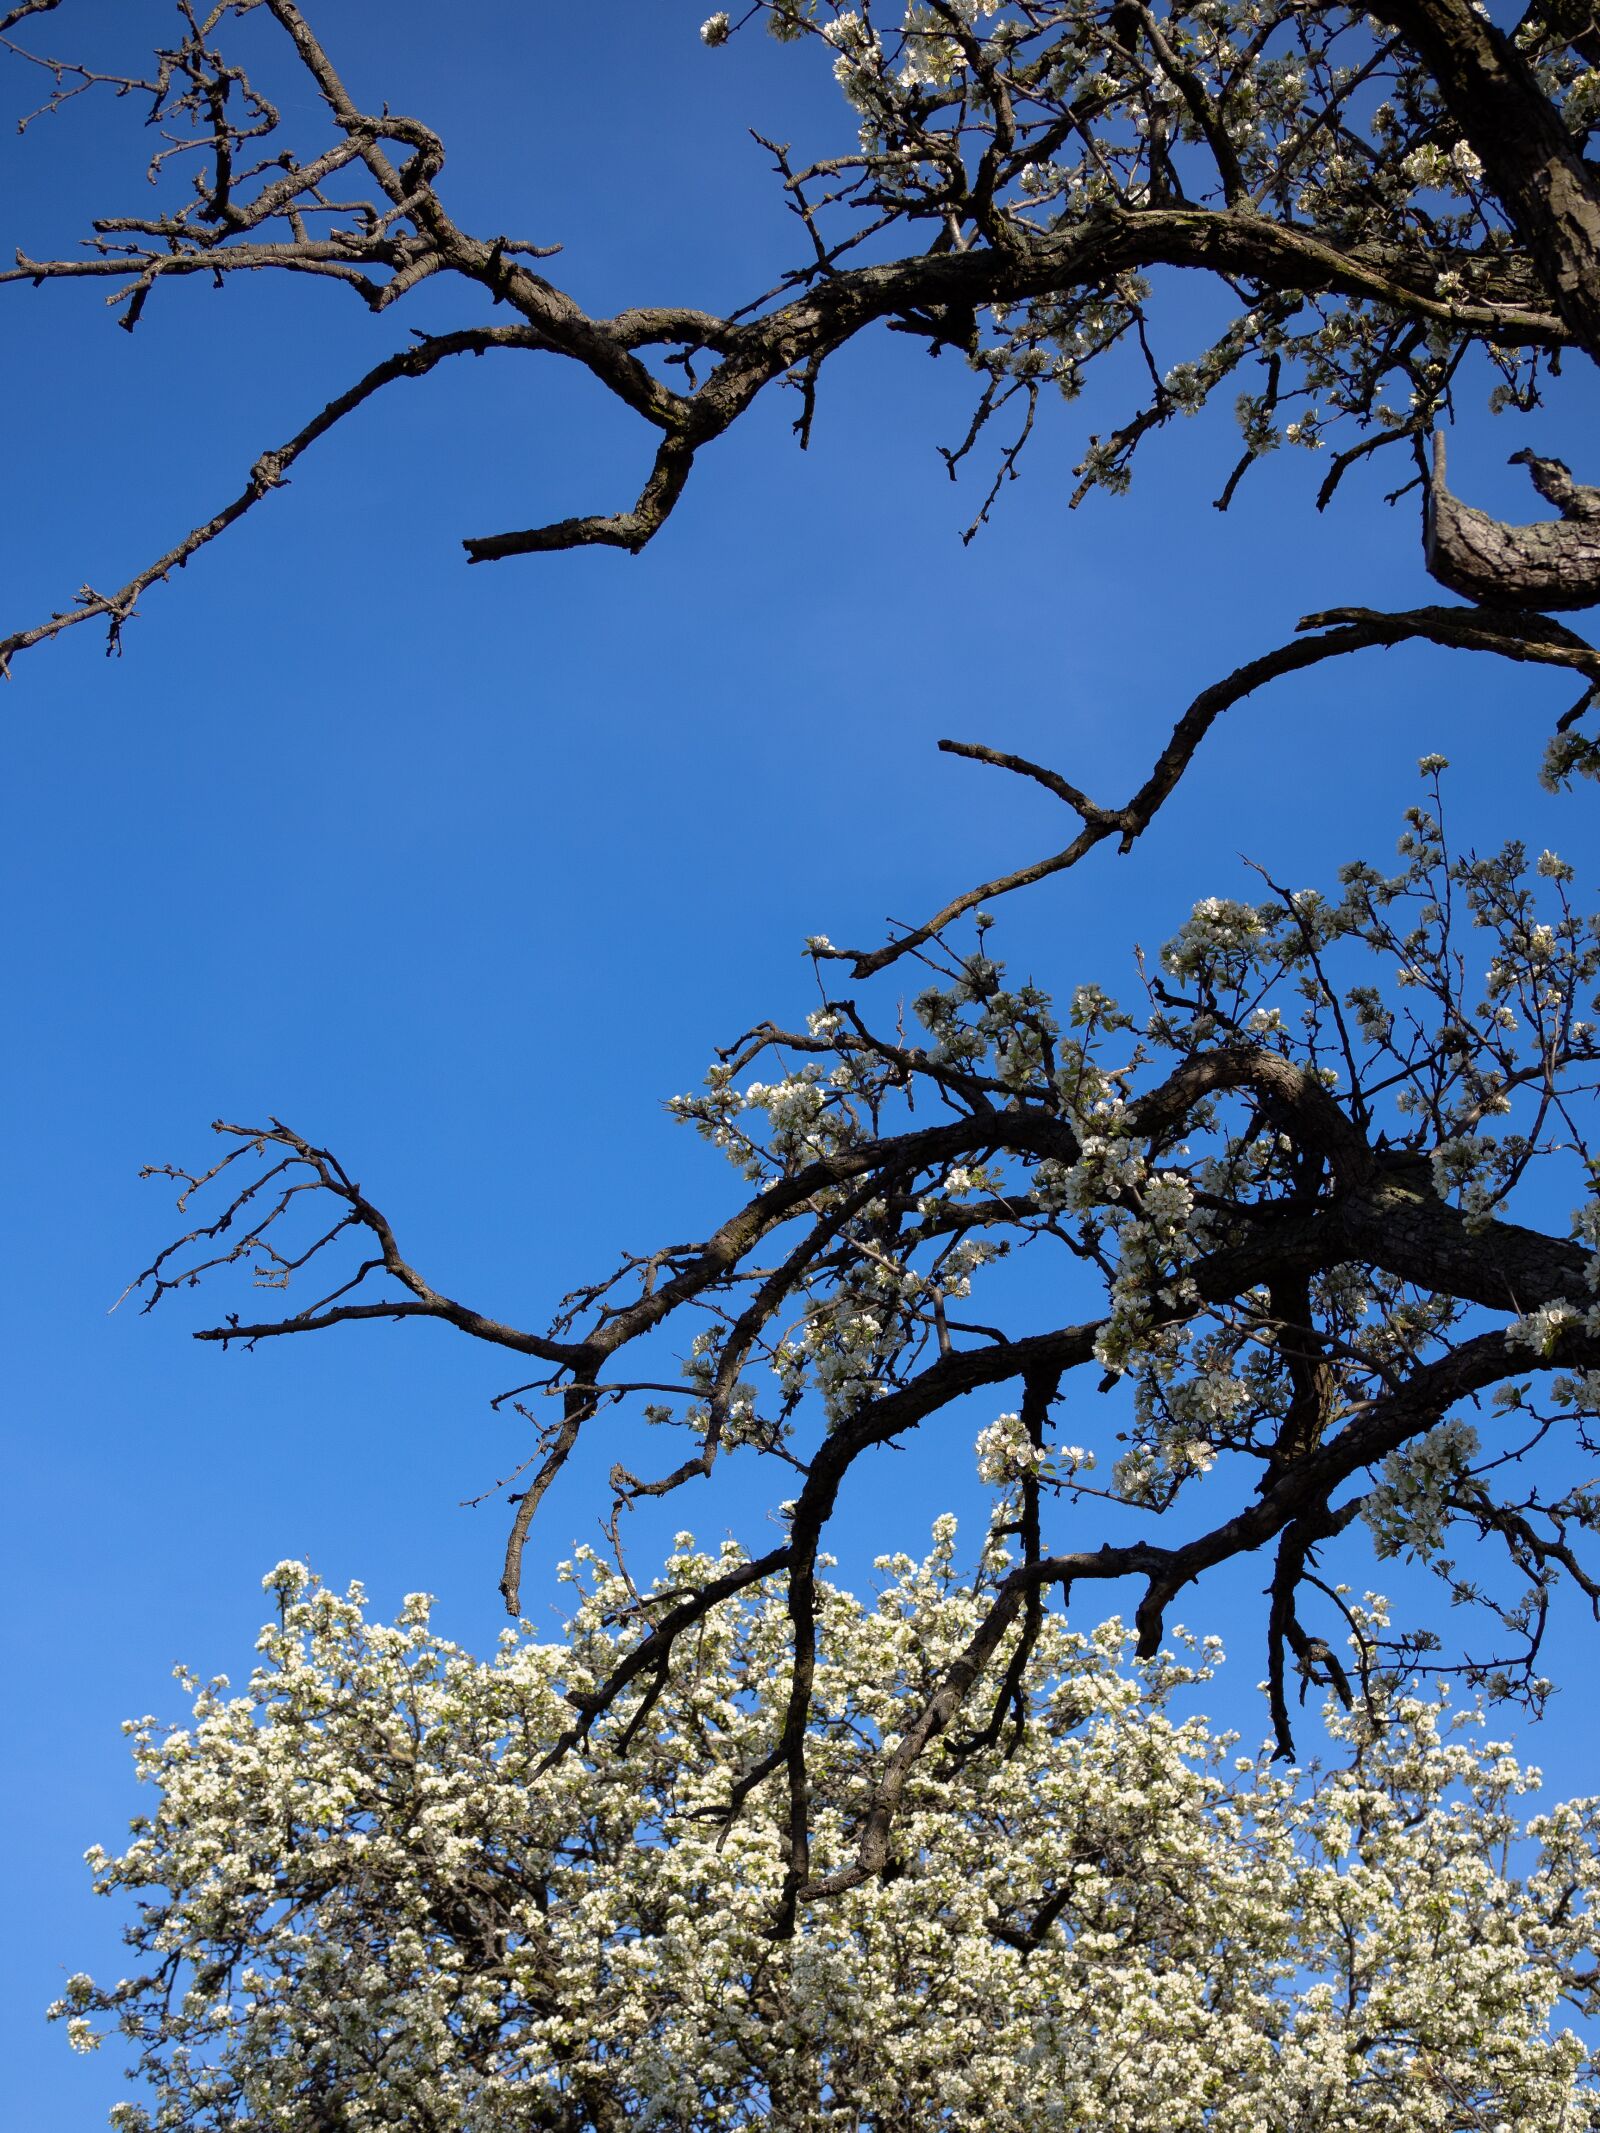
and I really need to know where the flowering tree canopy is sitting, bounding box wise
[12,0,1600,2074]
[132,774,1600,1926]
[52,1552,1600,2129]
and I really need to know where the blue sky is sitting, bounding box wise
[4,4,1598,2121]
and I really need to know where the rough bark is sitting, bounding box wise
[1426,431,1600,608]
[1378,0,1600,357]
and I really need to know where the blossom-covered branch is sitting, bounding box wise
[135,776,1600,1894]
[3,0,1597,676]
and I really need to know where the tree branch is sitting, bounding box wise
[831,602,1600,978]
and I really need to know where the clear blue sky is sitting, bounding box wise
[4,5,1597,2122]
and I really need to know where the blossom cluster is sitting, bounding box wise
[1363,1416,1482,1563]
[974,1407,1095,1487]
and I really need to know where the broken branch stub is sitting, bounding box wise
[1425,428,1600,609]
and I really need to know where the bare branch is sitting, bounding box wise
[0,327,553,673]
[829,602,1600,978]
